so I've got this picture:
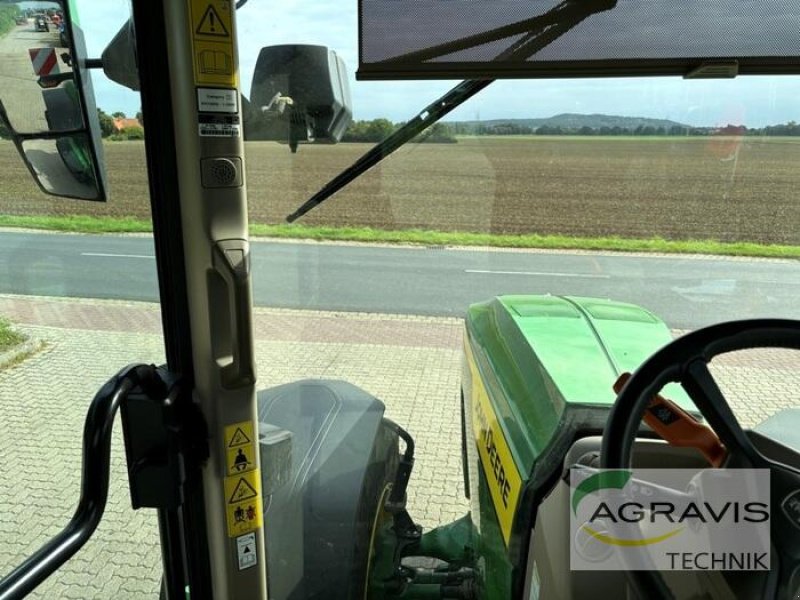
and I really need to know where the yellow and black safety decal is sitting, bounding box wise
[223,421,262,537]
[465,340,523,546]
[224,469,263,537]
[187,0,237,87]
[225,421,257,476]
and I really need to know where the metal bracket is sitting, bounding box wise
[120,367,209,510]
[684,61,739,79]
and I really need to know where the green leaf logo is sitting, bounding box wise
[571,469,632,516]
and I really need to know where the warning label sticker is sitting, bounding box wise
[188,0,236,87]
[199,114,241,138]
[196,4,229,37]
[225,421,254,448]
[236,532,257,570]
[224,470,262,537]
[226,497,262,537]
[228,475,258,503]
[223,421,261,536]
[224,420,257,475]
[227,444,255,476]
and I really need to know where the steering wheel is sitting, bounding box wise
[600,319,800,600]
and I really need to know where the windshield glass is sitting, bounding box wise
[1,0,799,598]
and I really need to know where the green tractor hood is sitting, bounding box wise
[458,295,692,596]
[465,295,690,468]
[497,295,690,403]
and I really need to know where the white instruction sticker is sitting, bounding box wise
[197,87,238,113]
[236,532,257,570]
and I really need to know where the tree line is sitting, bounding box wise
[96,108,144,140]
[445,122,800,137]
[0,4,20,39]
[5,114,800,143]
[341,119,457,143]
[0,111,140,140]
[339,119,800,141]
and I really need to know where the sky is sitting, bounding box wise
[74,0,800,128]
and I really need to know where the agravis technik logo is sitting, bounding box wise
[569,468,770,571]
[572,470,685,547]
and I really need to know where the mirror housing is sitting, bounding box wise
[101,19,139,92]
[0,0,107,201]
[245,44,352,152]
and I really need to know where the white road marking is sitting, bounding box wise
[465,269,610,279]
[81,252,155,259]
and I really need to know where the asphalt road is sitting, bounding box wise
[1,231,799,329]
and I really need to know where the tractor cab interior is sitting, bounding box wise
[0,1,799,600]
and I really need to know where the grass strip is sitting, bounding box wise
[0,317,26,353]
[0,341,47,371]
[0,6,20,39]
[0,214,153,233]
[1,214,799,259]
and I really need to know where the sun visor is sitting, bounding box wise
[357,0,800,80]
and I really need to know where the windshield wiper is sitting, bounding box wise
[286,79,490,222]
[379,0,616,68]
[286,0,617,222]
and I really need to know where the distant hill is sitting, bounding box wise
[448,113,689,133]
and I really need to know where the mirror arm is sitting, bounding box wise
[12,130,86,141]
[0,100,78,139]
[83,59,104,69]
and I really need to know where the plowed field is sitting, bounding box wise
[2,136,799,244]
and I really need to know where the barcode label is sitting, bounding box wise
[199,123,241,137]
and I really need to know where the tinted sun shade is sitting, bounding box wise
[358,0,800,79]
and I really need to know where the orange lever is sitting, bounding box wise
[613,372,727,468]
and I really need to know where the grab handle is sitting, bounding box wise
[212,240,255,389]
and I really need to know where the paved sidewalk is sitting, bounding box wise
[0,296,467,599]
[0,296,798,598]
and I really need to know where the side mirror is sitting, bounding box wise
[0,0,107,201]
[245,44,353,153]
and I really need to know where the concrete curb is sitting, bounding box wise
[0,336,46,370]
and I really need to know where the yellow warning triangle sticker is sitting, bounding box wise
[229,477,258,504]
[196,5,229,37]
[228,427,251,447]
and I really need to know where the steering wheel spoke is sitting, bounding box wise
[601,319,800,600]
[681,359,766,468]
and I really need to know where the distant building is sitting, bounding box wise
[113,118,141,131]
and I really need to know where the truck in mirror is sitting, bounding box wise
[0,0,107,201]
